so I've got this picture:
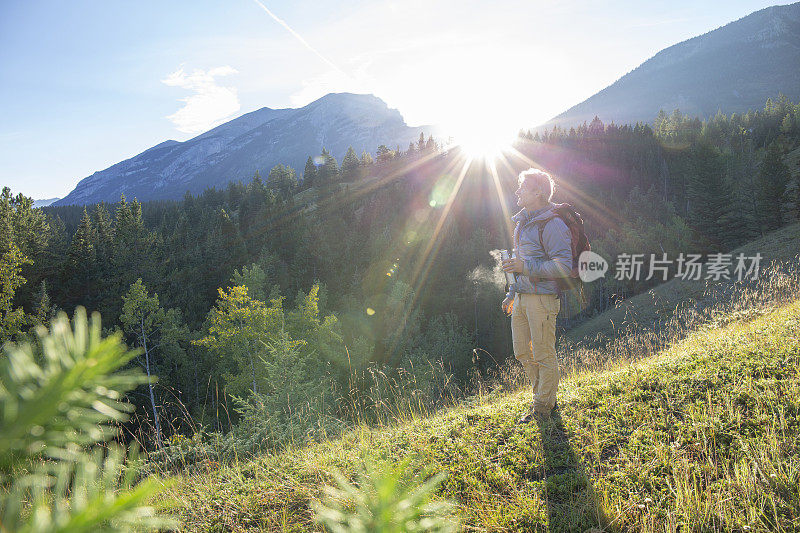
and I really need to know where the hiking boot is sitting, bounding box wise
[517,404,535,424]
[532,410,551,423]
[517,405,551,424]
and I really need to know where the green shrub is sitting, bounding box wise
[312,457,458,533]
[0,307,174,531]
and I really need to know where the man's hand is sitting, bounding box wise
[501,296,514,315]
[502,257,525,274]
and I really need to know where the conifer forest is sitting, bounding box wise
[3,96,799,451]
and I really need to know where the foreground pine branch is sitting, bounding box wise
[0,307,175,532]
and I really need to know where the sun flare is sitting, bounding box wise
[447,118,519,160]
[454,130,516,159]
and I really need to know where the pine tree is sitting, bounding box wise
[360,150,374,168]
[721,174,759,248]
[589,116,604,135]
[0,244,30,342]
[114,195,145,248]
[686,142,730,247]
[341,146,361,182]
[781,113,794,134]
[231,263,270,302]
[757,141,790,231]
[654,109,668,137]
[67,208,97,305]
[316,148,340,186]
[120,279,185,446]
[425,135,436,152]
[92,203,115,261]
[376,145,393,164]
[111,194,160,313]
[0,308,174,531]
[303,156,317,189]
[0,188,50,313]
[268,164,298,196]
[312,458,458,533]
[0,186,50,259]
[32,279,52,327]
[0,187,51,339]
[220,208,247,266]
[91,203,116,315]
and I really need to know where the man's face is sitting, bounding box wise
[515,178,540,209]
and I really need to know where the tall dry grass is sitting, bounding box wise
[141,260,800,479]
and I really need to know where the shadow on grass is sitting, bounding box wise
[536,410,612,532]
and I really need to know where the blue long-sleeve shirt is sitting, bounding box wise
[506,203,573,298]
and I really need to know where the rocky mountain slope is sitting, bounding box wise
[32,197,60,208]
[55,93,433,205]
[547,2,800,128]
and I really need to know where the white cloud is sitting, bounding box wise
[161,66,240,135]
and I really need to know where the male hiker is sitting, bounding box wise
[502,168,572,424]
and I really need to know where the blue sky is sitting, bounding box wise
[0,0,788,199]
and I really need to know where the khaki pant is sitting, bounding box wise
[511,293,560,414]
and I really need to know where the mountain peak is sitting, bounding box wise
[54,93,431,206]
[303,93,406,128]
[313,92,386,104]
[32,197,60,208]
[547,1,800,128]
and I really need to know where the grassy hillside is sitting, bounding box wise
[164,294,800,531]
[567,222,800,345]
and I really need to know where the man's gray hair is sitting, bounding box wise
[518,168,555,202]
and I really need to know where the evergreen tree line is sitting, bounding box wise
[517,94,799,310]
[3,134,468,447]
[2,97,798,449]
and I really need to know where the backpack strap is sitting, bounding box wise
[533,214,580,294]
[536,216,558,261]
[537,211,588,306]
[528,216,566,303]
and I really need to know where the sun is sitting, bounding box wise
[446,118,519,160]
[454,129,516,160]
